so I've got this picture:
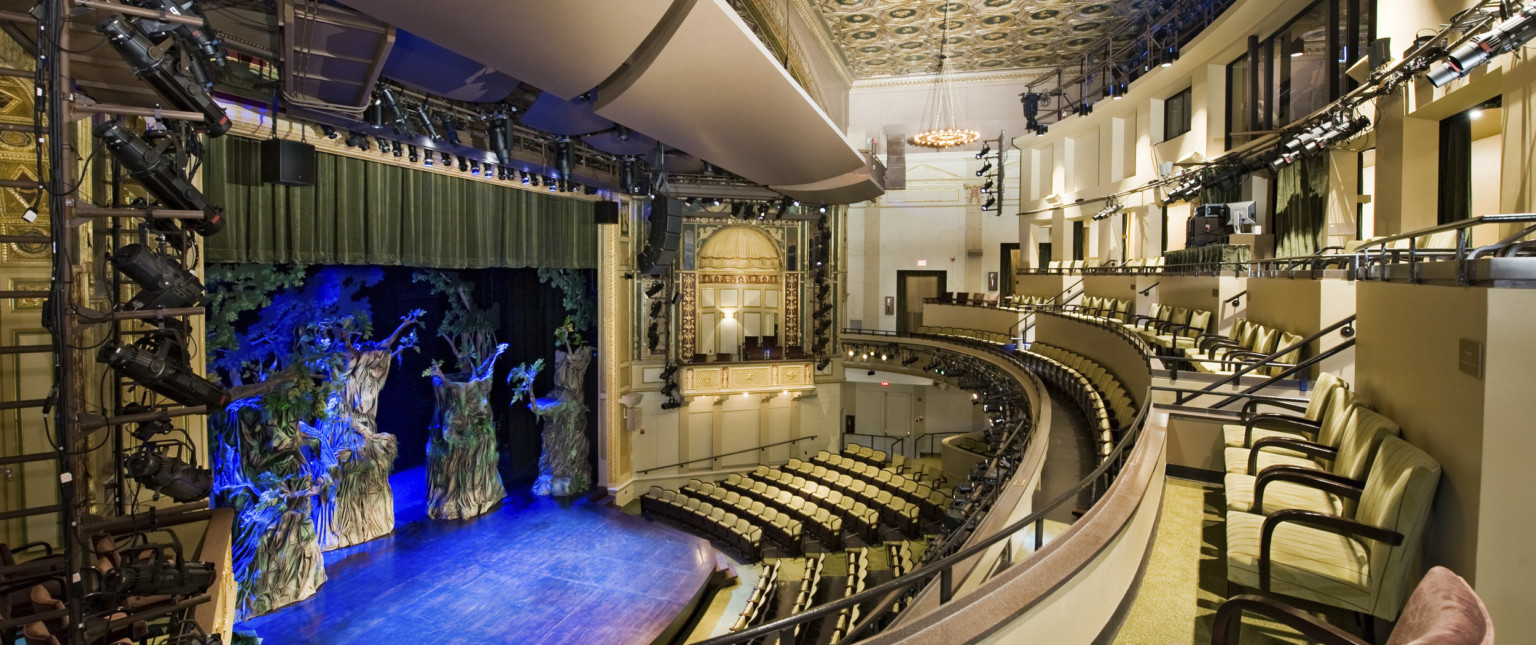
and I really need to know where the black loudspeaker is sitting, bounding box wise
[261,138,316,187]
[1369,38,1392,71]
[594,201,620,225]
[637,196,681,276]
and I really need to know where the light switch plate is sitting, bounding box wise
[1458,338,1484,379]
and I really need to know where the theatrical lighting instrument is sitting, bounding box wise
[415,103,442,142]
[644,280,666,298]
[1426,2,1536,87]
[440,151,451,166]
[458,156,469,172]
[122,404,175,441]
[423,150,434,167]
[441,113,461,146]
[555,138,573,185]
[98,331,227,407]
[470,160,481,175]
[486,113,513,168]
[1035,125,1048,136]
[103,552,215,598]
[901,355,920,366]
[364,97,385,129]
[982,178,994,193]
[94,121,225,237]
[377,86,415,137]
[374,137,391,154]
[97,15,230,136]
[520,170,531,184]
[110,243,206,311]
[976,142,990,159]
[320,124,338,139]
[126,441,213,502]
[983,195,996,210]
[345,131,369,151]
[976,161,992,176]
[408,145,419,163]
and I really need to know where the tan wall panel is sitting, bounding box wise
[1355,281,1487,581]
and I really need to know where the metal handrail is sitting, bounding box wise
[1173,314,1354,405]
[842,432,907,459]
[1030,307,1155,365]
[702,331,1150,645]
[701,388,1152,645]
[1052,278,1084,306]
[918,431,969,455]
[636,435,819,475]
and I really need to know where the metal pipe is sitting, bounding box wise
[0,450,58,466]
[0,292,47,301]
[73,0,206,27]
[73,205,206,220]
[0,234,49,244]
[638,435,820,474]
[0,504,62,522]
[78,405,209,432]
[70,102,206,122]
[80,502,212,534]
[0,398,46,411]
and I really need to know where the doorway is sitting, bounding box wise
[1000,243,1019,294]
[1037,242,1052,268]
[896,270,946,333]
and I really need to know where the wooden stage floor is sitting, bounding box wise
[238,468,716,644]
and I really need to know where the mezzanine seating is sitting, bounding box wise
[1223,406,1400,516]
[1061,296,1133,324]
[1127,303,1213,353]
[1022,343,1139,460]
[1184,318,1304,377]
[1222,372,1349,450]
[1225,435,1442,622]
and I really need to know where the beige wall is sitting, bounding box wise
[1355,282,1487,583]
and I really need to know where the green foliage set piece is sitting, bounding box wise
[413,269,501,381]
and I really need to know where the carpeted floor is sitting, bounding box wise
[1115,478,1363,645]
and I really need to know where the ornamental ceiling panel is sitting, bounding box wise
[815,0,1147,79]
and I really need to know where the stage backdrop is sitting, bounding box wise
[202,136,598,270]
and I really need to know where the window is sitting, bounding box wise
[1164,87,1192,140]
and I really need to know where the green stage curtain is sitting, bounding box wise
[203,137,597,269]
[1273,154,1328,258]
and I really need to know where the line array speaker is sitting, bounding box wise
[637,197,681,276]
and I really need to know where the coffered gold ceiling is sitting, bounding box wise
[815,0,1146,79]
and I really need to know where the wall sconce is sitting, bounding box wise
[722,310,735,320]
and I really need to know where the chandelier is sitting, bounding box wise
[909,3,979,150]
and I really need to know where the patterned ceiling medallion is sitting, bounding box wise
[980,46,1006,55]
[817,0,1154,78]
[1017,55,1047,65]
[902,54,927,62]
[0,130,28,148]
[1064,37,1096,48]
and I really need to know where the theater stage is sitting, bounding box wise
[238,468,718,644]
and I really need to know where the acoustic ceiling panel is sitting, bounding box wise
[339,0,673,100]
[773,169,883,205]
[594,0,866,187]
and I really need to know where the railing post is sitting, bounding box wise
[1034,518,1044,550]
[940,566,954,603]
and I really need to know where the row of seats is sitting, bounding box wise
[804,453,948,518]
[1185,318,1304,377]
[914,326,1012,345]
[682,480,807,551]
[949,435,991,456]
[1024,343,1138,459]
[1218,372,1443,624]
[1061,296,1133,324]
[886,542,916,614]
[760,463,921,538]
[722,471,878,546]
[932,292,1001,307]
[888,454,945,485]
[828,548,870,643]
[1127,303,1214,353]
[1004,294,1055,308]
[788,554,826,637]
[840,444,887,468]
[729,560,780,633]
[640,488,764,560]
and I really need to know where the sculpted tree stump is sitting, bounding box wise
[312,348,400,549]
[427,371,505,519]
[213,399,328,620]
[532,348,593,497]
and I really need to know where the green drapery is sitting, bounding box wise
[203,137,597,269]
[1198,172,1243,206]
[1273,154,1329,258]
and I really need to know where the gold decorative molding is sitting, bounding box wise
[7,278,47,311]
[784,272,801,346]
[700,274,782,284]
[681,361,817,396]
[679,272,698,359]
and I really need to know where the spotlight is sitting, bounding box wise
[555,138,574,185]
[408,145,419,163]
[94,121,224,238]
[320,124,338,139]
[441,113,461,145]
[110,244,205,311]
[440,151,450,166]
[458,156,469,172]
[374,137,391,154]
[1078,102,1094,116]
[102,551,215,598]
[982,178,994,193]
[124,0,226,76]
[470,160,481,175]
[976,161,992,176]
[1161,44,1179,67]
[486,112,513,167]
[96,15,230,136]
[377,85,414,137]
[415,103,442,141]
[983,195,996,209]
[976,142,991,159]
[520,170,530,184]
[424,150,434,167]
[1036,125,1048,136]
[364,97,385,129]
[126,442,212,502]
[98,331,227,407]
[345,131,369,150]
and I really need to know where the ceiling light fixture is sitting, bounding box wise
[908,2,979,150]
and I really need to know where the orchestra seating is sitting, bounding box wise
[828,548,869,643]
[729,560,780,633]
[641,488,765,561]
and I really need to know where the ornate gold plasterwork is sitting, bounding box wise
[681,361,817,396]
[813,0,1141,79]
[0,69,50,266]
[7,278,47,311]
[784,272,801,346]
[680,272,698,359]
[700,274,782,284]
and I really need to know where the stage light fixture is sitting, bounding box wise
[125,0,226,75]
[94,121,224,238]
[440,151,450,166]
[320,124,338,139]
[976,161,992,176]
[531,174,542,187]
[458,156,469,172]
[520,170,530,184]
[976,142,991,159]
[1036,125,1048,136]
[1161,44,1179,67]
[423,150,434,167]
[377,86,414,137]
[408,145,419,163]
[103,552,215,598]
[486,113,513,168]
[364,97,385,129]
[374,137,391,154]
[96,14,230,136]
[98,331,228,407]
[110,243,206,311]
[470,160,481,176]
[344,131,369,150]
[983,195,996,209]
[982,178,994,193]
[126,441,213,502]
[441,113,461,146]
[415,104,442,142]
